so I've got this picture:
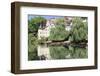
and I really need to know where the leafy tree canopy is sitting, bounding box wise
[28,16,46,33]
[55,18,66,28]
[49,25,69,41]
[70,17,88,42]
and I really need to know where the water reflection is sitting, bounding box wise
[28,44,88,61]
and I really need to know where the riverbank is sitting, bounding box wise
[39,40,88,47]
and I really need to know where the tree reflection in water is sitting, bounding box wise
[28,44,88,61]
[50,45,88,59]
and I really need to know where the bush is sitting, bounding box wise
[49,25,69,41]
[70,17,88,42]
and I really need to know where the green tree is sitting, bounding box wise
[28,16,46,34]
[49,25,69,41]
[70,17,88,42]
[55,18,66,28]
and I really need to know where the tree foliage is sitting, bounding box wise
[28,16,46,34]
[49,25,69,41]
[70,17,88,42]
[55,18,66,28]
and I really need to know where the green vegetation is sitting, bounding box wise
[28,33,38,60]
[28,16,46,34]
[28,47,39,60]
[49,46,70,59]
[49,45,88,59]
[68,46,88,58]
[28,16,46,56]
[28,16,88,44]
[28,16,88,60]
[55,18,66,27]
[28,34,38,55]
[49,17,88,42]
[70,17,88,42]
[49,25,69,41]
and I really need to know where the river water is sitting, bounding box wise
[28,44,88,61]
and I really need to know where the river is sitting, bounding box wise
[28,44,88,61]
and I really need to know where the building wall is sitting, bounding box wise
[38,19,55,39]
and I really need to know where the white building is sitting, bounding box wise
[38,18,56,39]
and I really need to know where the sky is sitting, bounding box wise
[28,14,88,21]
[28,14,64,20]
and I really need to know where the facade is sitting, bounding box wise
[38,18,56,39]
